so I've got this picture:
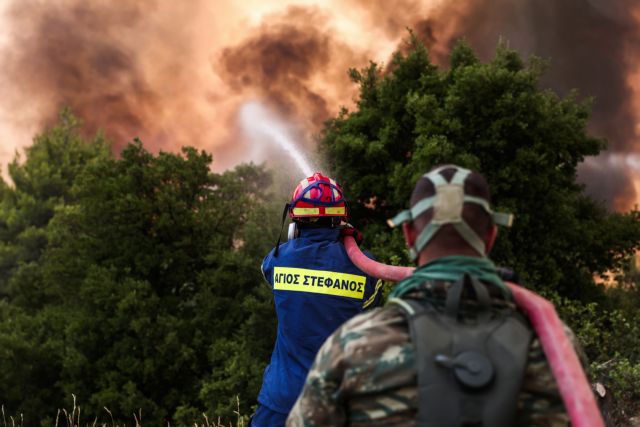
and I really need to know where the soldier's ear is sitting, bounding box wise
[402,222,416,249]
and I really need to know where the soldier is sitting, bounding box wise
[287,165,580,426]
[251,172,382,427]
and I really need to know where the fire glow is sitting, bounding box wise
[0,0,638,210]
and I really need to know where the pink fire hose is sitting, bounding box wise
[343,236,604,427]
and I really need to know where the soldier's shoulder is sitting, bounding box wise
[342,304,405,329]
[334,305,409,353]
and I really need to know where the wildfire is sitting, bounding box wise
[0,0,638,210]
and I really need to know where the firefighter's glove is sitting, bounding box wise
[340,224,363,244]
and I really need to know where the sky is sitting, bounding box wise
[0,0,638,210]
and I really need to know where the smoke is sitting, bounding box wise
[352,0,640,209]
[410,0,640,209]
[439,0,640,152]
[0,0,639,209]
[0,0,243,168]
[0,1,379,172]
[579,154,639,210]
[221,7,330,125]
[217,5,372,157]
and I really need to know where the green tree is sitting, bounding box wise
[0,108,111,307]
[321,37,640,300]
[0,109,111,423]
[38,142,275,424]
[320,35,640,424]
[0,303,67,421]
[0,113,279,424]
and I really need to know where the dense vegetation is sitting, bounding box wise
[0,110,279,425]
[1,39,639,425]
[321,38,640,425]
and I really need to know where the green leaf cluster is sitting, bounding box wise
[321,37,640,299]
[0,112,278,424]
[2,35,640,424]
[320,36,640,422]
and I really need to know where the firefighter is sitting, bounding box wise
[287,165,585,426]
[250,172,382,427]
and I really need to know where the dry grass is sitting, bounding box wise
[2,395,247,427]
[2,405,23,427]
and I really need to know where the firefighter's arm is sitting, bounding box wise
[261,250,275,288]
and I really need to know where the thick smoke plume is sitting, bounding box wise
[0,0,638,209]
[356,0,640,209]
[220,7,359,128]
[0,0,243,168]
[216,5,369,157]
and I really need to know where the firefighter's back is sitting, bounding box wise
[258,227,379,414]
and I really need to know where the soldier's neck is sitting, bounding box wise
[417,245,483,266]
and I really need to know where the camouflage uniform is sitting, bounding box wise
[286,280,574,427]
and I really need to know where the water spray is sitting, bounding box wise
[239,101,314,176]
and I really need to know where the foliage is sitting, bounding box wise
[321,37,640,301]
[1,393,249,427]
[0,114,278,424]
[0,108,111,306]
[2,35,640,424]
[320,35,640,423]
[550,291,640,424]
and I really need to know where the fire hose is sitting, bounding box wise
[342,235,604,427]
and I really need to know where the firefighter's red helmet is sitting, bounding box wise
[289,172,347,220]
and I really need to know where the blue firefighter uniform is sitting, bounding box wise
[251,227,382,426]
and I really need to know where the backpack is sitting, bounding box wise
[390,273,533,427]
